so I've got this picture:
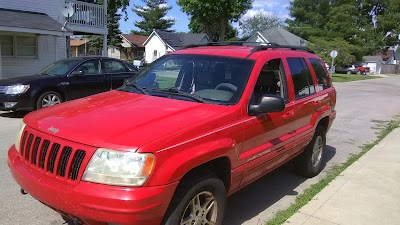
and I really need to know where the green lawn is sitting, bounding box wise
[331,74,380,82]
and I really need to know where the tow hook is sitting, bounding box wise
[20,188,28,195]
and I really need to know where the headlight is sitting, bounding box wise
[82,148,155,186]
[5,84,30,94]
[15,122,26,153]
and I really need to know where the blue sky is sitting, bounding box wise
[119,0,291,35]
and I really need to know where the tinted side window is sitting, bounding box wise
[309,58,331,90]
[287,58,316,99]
[103,60,127,73]
[75,59,101,76]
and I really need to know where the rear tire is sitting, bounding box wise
[163,173,227,225]
[36,91,63,109]
[295,126,326,178]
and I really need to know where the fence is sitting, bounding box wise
[381,64,400,74]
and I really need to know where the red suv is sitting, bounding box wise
[8,44,336,225]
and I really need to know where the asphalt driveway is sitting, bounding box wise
[1,76,400,225]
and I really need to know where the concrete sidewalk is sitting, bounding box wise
[285,128,400,225]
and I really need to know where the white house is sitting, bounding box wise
[363,56,384,74]
[245,27,308,46]
[0,0,108,79]
[143,30,208,63]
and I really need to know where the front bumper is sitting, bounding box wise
[0,93,33,111]
[8,146,178,225]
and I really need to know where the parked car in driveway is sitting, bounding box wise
[0,57,138,111]
[8,44,336,225]
[335,64,359,74]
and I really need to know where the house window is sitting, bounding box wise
[111,47,115,53]
[0,35,14,56]
[153,50,157,57]
[0,35,38,57]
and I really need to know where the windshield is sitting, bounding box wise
[38,59,81,76]
[123,54,254,105]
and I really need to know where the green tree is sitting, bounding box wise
[285,0,331,40]
[307,37,357,66]
[88,0,124,55]
[376,0,400,48]
[177,0,253,41]
[133,0,175,35]
[188,18,238,41]
[239,12,283,37]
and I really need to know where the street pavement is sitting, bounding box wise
[286,127,400,225]
[1,76,400,225]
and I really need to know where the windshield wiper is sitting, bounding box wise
[123,83,148,95]
[152,87,205,103]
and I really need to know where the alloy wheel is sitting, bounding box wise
[41,94,61,108]
[180,191,218,225]
[311,136,323,167]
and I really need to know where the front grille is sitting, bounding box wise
[20,129,88,181]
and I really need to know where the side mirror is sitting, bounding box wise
[70,70,85,76]
[249,94,285,116]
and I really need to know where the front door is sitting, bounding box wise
[67,59,108,100]
[240,57,295,186]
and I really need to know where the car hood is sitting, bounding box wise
[24,90,229,151]
[0,74,55,85]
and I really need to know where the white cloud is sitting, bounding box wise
[241,8,275,20]
[158,3,168,8]
[163,15,176,21]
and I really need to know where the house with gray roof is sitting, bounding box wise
[245,27,308,47]
[143,30,208,63]
[363,56,384,74]
[0,0,108,79]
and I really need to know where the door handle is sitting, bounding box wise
[313,100,322,107]
[283,111,294,120]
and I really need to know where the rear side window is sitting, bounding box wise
[287,58,316,99]
[309,58,331,90]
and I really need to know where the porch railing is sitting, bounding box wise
[65,0,106,29]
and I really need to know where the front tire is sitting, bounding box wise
[295,126,326,178]
[36,91,63,109]
[163,174,227,225]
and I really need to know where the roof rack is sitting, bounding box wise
[250,44,315,54]
[182,42,315,54]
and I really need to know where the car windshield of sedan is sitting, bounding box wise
[122,54,254,105]
[38,59,81,76]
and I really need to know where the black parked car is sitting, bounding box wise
[0,57,138,111]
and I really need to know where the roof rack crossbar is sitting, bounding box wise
[250,45,315,54]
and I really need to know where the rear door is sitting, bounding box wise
[102,59,137,89]
[67,59,108,100]
[286,57,319,153]
[240,56,295,186]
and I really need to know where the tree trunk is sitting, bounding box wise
[219,17,227,41]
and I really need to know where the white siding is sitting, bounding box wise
[145,35,168,63]
[2,34,66,78]
[108,47,121,59]
[1,0,64,23]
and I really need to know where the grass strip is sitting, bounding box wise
[266,119,400,225]
[331,74,380,82]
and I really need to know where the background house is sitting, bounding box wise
[70,38,89,57]
[245,27,308,46]
[108,34,147,60]
[0,0,107,79]
[363,56,384,74]
[143,30,208,63]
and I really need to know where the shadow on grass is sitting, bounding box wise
[224,145,336,225]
